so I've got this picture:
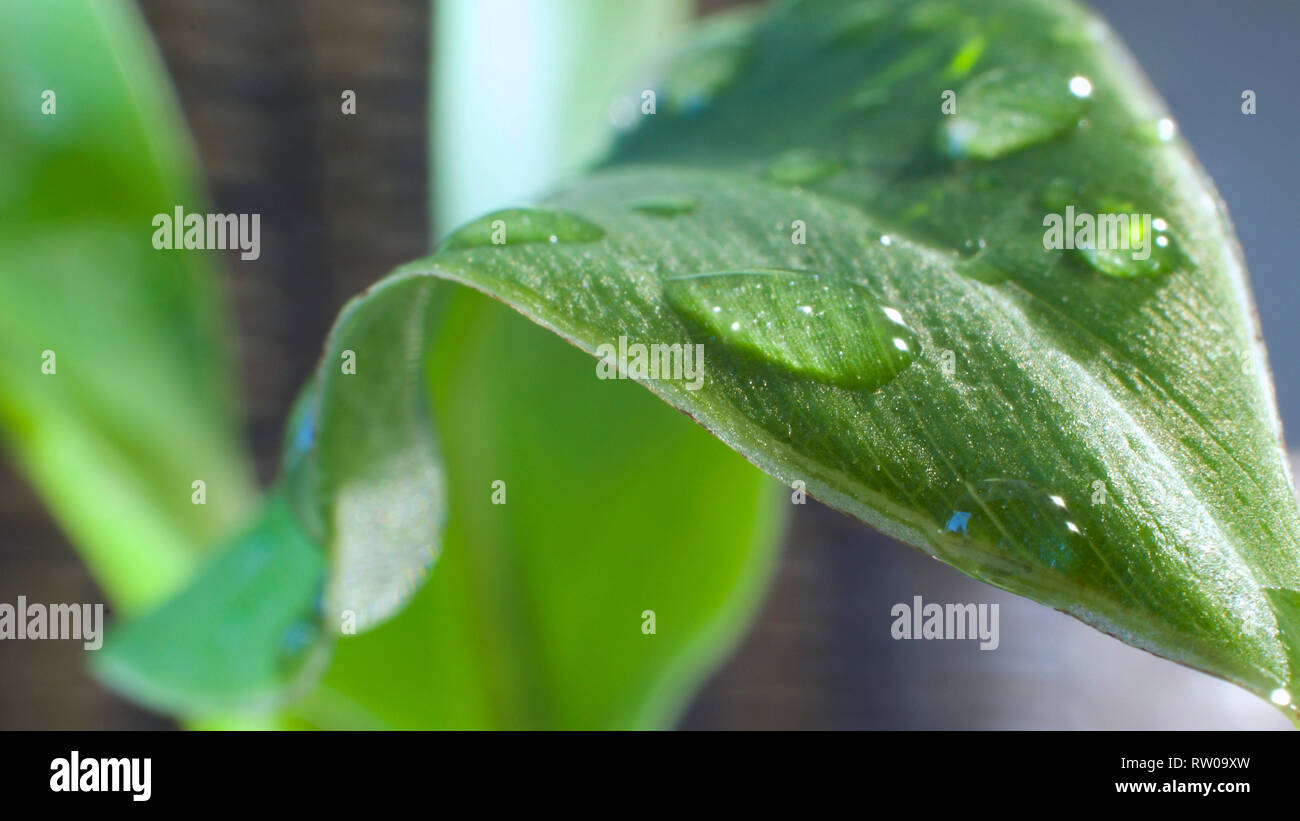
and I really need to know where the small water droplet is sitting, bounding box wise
[941,478,1094,577]
[663,269,918,391]
[628,195,699,218]
[940,67,1089,161]
[956,257,1009,284]
[1073,209,1183,278]
[1133,116,1180,144]
[1270,688,1292,707]
[764,149,842,186]
[440,208,605,251]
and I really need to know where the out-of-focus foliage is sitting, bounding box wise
[0,0,254,610]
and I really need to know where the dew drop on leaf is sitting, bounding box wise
[1073,212,1182,278]
[662,269,917,390]
[940,67,1090,160]
[627,195,699,218]
[956,256,1009,284]
[941,478,1095,577]
[439,208,605,251]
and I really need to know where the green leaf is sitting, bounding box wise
[281,276,445,635]
[96,0,1300,725]
[284,284,784,729]
[0,0,255,609]
[361,0,1293,719]
[93,494,325,715]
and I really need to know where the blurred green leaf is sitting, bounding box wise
[93,493,325,716]
[0,0,254,609]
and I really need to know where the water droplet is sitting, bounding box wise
[1040,186,1184,278]
[1073,210,1183,278]
[942,478,1094,576]
[1271,688,1292,707]
[764,149,842,186]
[940,67,1089,161]
[956,257,1009,284]
[440,208,604,251]
[628,195,699,218]
[663,269,918,390]
[1133,116,1180,144]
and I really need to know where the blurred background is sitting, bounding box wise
[1,0,1297,729]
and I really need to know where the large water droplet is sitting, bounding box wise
[764,149,842,186]
[440,208,605,251]
[662,269,918,390]
[942,478,1093,575]
[628,195,699,218]
[940,67,1089,160]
